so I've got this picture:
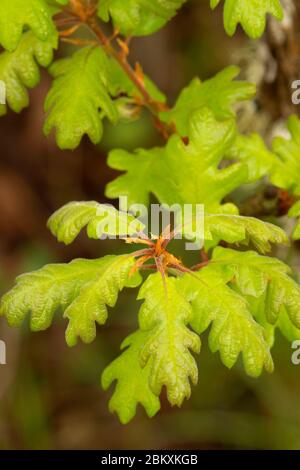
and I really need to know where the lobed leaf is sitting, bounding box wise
[65,255,142,346]
[102,331,160,424]
[270,116,300,194]
[107,107,248,213]
[47,201,144,245]
[210,0,283,38]
[0,0,63,52]
[181,267,274,377]
[98,0,186,37]
[211,247,300,330]
[267,116,300,239]
[202,213,288,253]
[44,46,119,150]
[0,255,141,346]
[137,273,201,406]
[227,115,300,239]
[43,43,166,149]
[160,66,255,136]
[228,132,276,182]
[0,32,56,116]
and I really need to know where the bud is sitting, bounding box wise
[115,97,141,122]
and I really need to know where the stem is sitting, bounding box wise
[191,260,210,271]
[87,17,174,139]
[200,248,209,263]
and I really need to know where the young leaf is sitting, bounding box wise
[102,331,160,424]
[181,267,274,377]
[98,0,186,37]
[210,0,283,38]
[246,289,300,345]
[288,201,300,240]
[44,46,119,150]
[211,247,300,329]
[160,66,255,136]
[277,308,300,342]
[137,273,201,406]
[228,132,276,182]
[107,108,248,212]
[0,255,141,346]
[229,116,300,239]
[202,213,288,253]
[178,212,287,253]
[0,31,56,116]
[47,201,144,245]
[106,147,164,207]
[65,255,142,346]
[0,0,61,52]
[271,116,300,192]
[269,115,300,239]
[0,256,116,330]
[43,42,164,150]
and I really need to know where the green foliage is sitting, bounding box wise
[1,0,300,427]
[228,132,276,182]
[0,0,62,52]
[271,116,300,194]
[64,255,142,346]
[210,0,283,38]
[102,331,161,424]
[208,248,300,346]
[137,273,200,405]
[47,201,144,245]
[232,116,300,239]
[0,254,141,345]
[288,201,300,240]
[0,32,56,115]
[44,46,119,150]
[102,243,300,421]
[179,245,300,377]
[211,247,300,329]
[202,214,288,253]
[98,0,186,36]
[160,66,255,136]
[43,45,166,149]
[107,107,248,212]
[182,266,274,377]
[270,116,300,239]
[103,272,200,421]
[1,197,299,423]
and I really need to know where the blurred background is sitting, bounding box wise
[1,0,300,450]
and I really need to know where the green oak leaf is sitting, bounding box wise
[270,116,300,239]
[160,66,255,136]
[210,0,283,38]
[0,0,66,51]
[98,0,186,37]
[0,255,141,346]
[44,46,119,150]
[137,273,201,406]
[181,266,274,377]
[0,31,57,115]
[212,247,300,329]
[102,331,160,424]
[106,107,248,213]
[47,201,144,245]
